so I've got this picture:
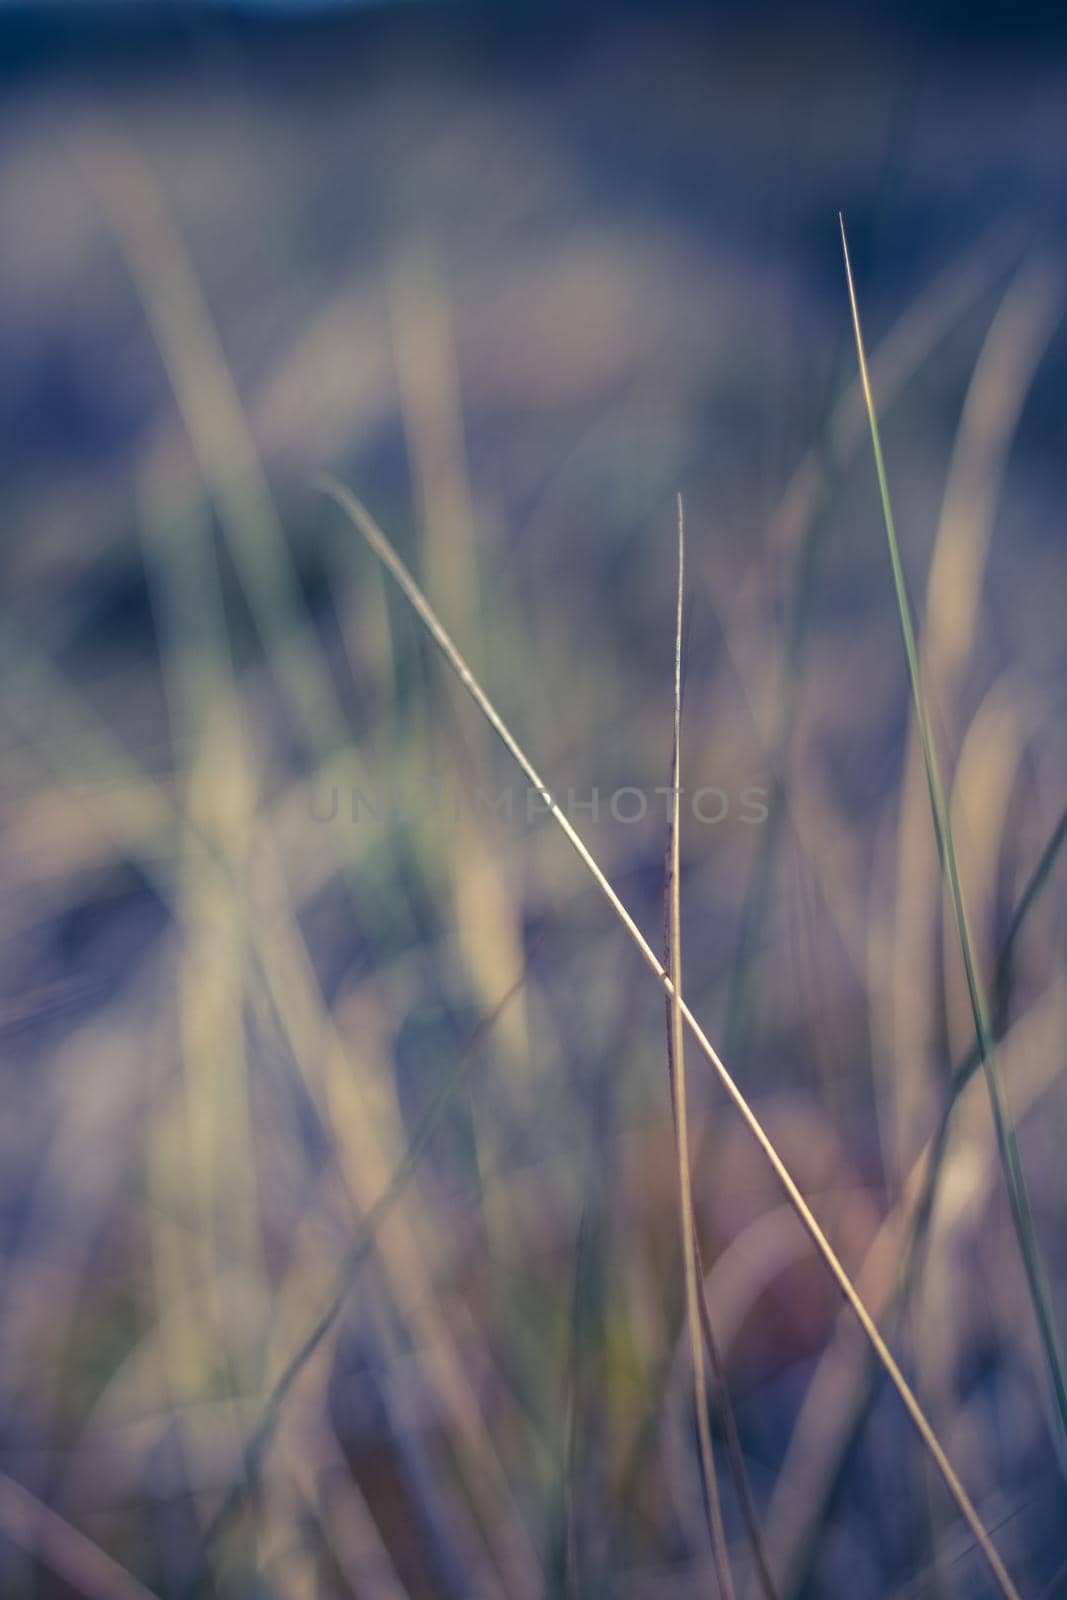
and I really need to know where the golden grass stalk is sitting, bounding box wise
[665,496,735,1600]
[664,500,779,1599]
[319,474,1021,1600]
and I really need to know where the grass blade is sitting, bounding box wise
[665,496,735,1599]
[319,473,1021,1600]
[840,213,1067,1471]
[666,499,776,1598]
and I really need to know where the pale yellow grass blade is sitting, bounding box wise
[666,496,735,1599]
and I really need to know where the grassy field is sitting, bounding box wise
[2,9,1067,1596]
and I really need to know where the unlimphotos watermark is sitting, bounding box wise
[307,781,769,827]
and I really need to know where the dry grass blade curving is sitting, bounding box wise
[319,473,1022,1600]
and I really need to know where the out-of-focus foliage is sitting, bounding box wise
[1,8,1067,1596]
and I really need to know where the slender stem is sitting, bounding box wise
[667,496,736,1598]
[841,213,1067,1473]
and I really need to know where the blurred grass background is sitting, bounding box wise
[2,4,1067,1595]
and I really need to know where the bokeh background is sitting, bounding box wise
[2,3,1067,1596]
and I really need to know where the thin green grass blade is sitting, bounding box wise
[840,214,1067,1465]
